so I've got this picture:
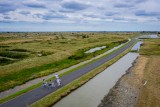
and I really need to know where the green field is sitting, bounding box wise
[0,32,140,92]
[140,39,160,55]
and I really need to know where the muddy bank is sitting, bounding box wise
[98,56,148,107]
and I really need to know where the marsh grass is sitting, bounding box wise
[9,49,30,52]
[0,57,16,65]
[140,39,160,55]
[0,51,29,59]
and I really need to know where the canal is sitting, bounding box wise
[53,52,139,107]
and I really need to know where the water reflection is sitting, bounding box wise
[139,34,159,39]
[84,46,106,54]
[131,41,143,51]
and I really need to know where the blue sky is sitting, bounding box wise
[0,0,160,31]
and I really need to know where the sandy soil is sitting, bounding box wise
[98,56,148,107]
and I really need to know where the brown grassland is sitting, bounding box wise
[137,38,160,107]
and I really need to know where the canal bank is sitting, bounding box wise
[98,56,148,107]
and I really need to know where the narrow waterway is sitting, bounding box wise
[131,41,143,51]
[139,34,159,39]
[53,52,139,107]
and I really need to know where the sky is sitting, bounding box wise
[0,0,160,32]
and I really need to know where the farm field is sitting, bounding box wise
[0,32,140,92]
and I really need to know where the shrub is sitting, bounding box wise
[0,51,28,59]
[0,58,15,65]
[68,51,88,60]
[10,49,29,52]
[0,46,10,48]
[39,51,53,56]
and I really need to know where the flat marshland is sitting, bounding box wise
[0,32,138,92]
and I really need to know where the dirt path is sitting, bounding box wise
[98,56,148,107]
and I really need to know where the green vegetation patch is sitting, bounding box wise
[140,39,160,55]
[0,57,16,66]
[0,51,29,59]
[9,49,30,52]
[0,49,30,65]
[0,45,10,48]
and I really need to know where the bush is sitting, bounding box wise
[68,52,87,60]
[0,46,10,48]
[0,58,15,65]
[0,51,28,59]
[0,57,10,63]
[81,34,89,38]
[39,51,53,56]
[10,49,29,52]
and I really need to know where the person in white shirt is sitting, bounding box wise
[56,78,61,86]
[55,74,59,79]
[42,79,47,88]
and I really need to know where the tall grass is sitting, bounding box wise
[0,58,16,65]
[10,49,30,52]
[0,51,28,59]
[140,39,160,55]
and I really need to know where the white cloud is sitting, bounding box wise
[0,0,160,31]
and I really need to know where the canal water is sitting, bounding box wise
[131,41,143,51]
[53,53,139,107]
[84,46,106,54]
[139,34,159,39]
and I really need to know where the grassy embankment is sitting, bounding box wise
[137,39,160,107]
[30,39,136,107]
[0,32,131,92]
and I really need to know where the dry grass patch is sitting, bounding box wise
[123,56,148,88]
[136,56,160,107]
